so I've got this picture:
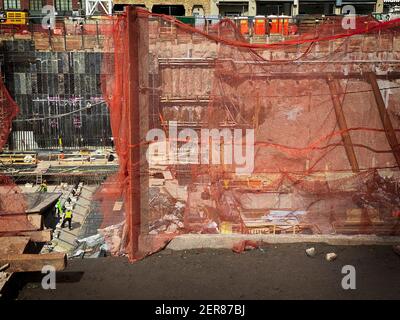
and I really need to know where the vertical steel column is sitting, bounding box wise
[327,76,360,172]
[126,6,141,257]
[368,72,400,168]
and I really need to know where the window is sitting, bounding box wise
[3,0,21,10]
[29,0,43,11]
[55,0,72,11]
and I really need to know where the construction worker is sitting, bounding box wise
[61,208,73,230]
[39,180,48,193]
[58,135,63,151]
[55,199,63,218]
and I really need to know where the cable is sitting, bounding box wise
[12,100,106,122]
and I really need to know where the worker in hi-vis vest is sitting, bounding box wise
[55,199,63,218]
[39,180,48,193]
[61,209,73,230]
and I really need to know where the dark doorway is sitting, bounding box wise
[257,2,292,16]
[152,5,185,16]
[299,2,335,15]
[352,4,375,15]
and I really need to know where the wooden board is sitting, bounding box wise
[0,214,38,233]
[18,230,52,242]
[0,253,67,272]
[27,214,43,230]
[0,236,30,256]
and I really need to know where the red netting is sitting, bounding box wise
[0,75,29,233]
[97,9,400,261]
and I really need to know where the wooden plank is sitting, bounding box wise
[0,253,67,272]
[368,72,400,168]
[27,214,43,230]
[0,272,13,297]
[0,264,10,272]
[18,230,52,242]
[26,193,61,214]
[0,236,30,256]
[327,76,360,172]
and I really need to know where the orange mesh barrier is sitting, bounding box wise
[95,8,400,261]
[0,76,29,232]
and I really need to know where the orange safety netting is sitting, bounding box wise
[79,9,400,260]
[0,8,399,259]
[0,75,29,232]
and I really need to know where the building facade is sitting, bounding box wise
[0,0,81,14]
[0,0,386,19]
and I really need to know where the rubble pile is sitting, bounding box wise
[98,222,124,255]
[353,172,400,212]
[70,222,124,258]
[149,187,185,235]
[70,234,107,259]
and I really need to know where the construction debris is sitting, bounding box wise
[71,234,107,259]
[305,247,316,257]
[325,253,337,262]
[353,173,400,211]
[98,222,124,255]
[70,222,125,259]
[232,240,259,254]
[149,187,185,235]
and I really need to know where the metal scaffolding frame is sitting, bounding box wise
[85,0,113,16]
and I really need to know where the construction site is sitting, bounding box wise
[0,2,400,301]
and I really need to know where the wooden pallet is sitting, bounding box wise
[0,152,37,166]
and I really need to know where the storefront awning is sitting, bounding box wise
[217,1,249,5]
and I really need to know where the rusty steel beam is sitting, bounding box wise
[327,76,360,173]
[368,72,400,168]
[126,6,141,258]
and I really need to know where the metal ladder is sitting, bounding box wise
[35,173,43,185]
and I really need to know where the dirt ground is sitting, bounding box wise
[14,243,400,300]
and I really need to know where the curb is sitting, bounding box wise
[166,234,400,250]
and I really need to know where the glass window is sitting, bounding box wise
[29,0,43,11]
[3,0,21,10]
[55,0,72,11]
